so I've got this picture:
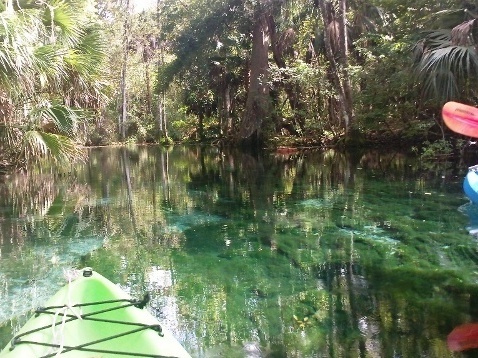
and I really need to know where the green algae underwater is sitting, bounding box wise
[0,145,477,357]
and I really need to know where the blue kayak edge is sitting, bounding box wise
[464,170,478,204]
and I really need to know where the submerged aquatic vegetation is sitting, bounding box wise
[0,146,474,357]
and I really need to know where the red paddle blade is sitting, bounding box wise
[442,101,478,138]
[448,323,478,351]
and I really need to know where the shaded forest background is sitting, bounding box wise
[0,0,477,172]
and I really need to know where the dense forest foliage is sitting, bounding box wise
[0,0,476,171]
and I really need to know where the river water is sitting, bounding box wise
[0,145,477,357]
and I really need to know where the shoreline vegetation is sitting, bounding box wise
[1,1,477,173]
[0,132,463,175]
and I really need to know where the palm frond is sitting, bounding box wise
[420,67,459,101]
[33,44,68,88]
[351,4,388,34]
[42,0,83,47]
[75,27,107,73]
[23,130,49,160]
[420,9,471,30]
[417,45,478,100]
[29,102,82,136]
[451,19,478,46]
[62,26,107,106]
[23,129,85,164]
[0,11,36,85]
[414,20,478,101]
[47,105,81,136]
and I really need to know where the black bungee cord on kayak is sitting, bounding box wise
[8,294,178,358]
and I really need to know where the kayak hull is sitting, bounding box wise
[0,268,191,358]
[464,169,478,204]
[442,101,478,138]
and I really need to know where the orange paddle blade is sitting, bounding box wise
[448,323,478,351]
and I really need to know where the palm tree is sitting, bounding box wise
[413,15,478,102]
[0,0,107,171]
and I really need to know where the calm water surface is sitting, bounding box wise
[0,145,477,357]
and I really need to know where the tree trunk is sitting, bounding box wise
[156,0,168,140]
[222,83,232,135]
[338,0,354,131]
[118,0,130,142]
[210,61,233,136]
[269,17,306,133]
[237,11,270,144]
[5,0,13,13]
[198,112,204,141]
[218,82,232,136]
[319,0,354,133]
[145,62,152,115]
[157,90,168,138]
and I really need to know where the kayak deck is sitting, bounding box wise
[0,268,191,358]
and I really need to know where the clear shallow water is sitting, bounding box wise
[0,145,477,357]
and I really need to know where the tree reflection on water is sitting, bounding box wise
[0,145,474,357]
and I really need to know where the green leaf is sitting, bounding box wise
[23,130,85,164]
